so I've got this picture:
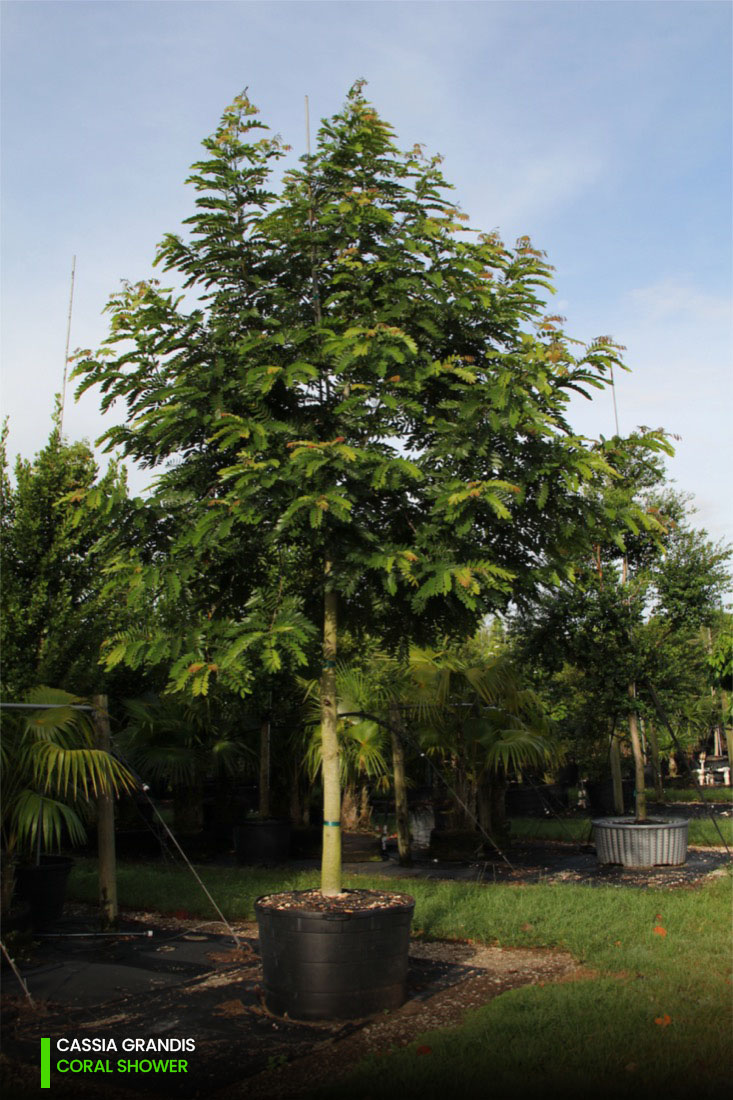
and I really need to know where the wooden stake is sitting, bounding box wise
[92,694,118,928]
[259,717,271,819]
[389,706,412,865]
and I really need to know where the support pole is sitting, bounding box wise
[59,255,76,436]
[389,707,412,865]
[320,564,342,895]
[92,694,118,928]
[628,683,647,822]
[259,717,271,819]
[610,733,625,815]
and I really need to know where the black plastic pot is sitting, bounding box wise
[14,855,74,927]
[255,890,415,1020]
[234,819,291,865]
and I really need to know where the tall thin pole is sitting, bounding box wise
[93,694,118,928]
[610,364,620,436]
[59,255,76,436]
[305,94,311,156]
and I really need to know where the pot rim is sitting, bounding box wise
[255,887,415,918]
[591,817,689,828]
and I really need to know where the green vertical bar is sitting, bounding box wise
[41,1037,50,1089]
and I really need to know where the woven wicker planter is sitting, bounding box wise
[593,817,689,867]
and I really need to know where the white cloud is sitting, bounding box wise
[628,279,732,324]
[491,150,606,226]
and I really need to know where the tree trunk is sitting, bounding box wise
[258,717,271,819]
[92,693,118,929]
[448,748,475,829]
[357,785,372,830]
[320,567,341,895]
[477,774,508,847]
[610,733,625,815]
[628,683,647,822]
[1,852,16,918]
[389,707,411,866]
[289,761,302,825]
[724,692,733,775]
[340,784,358,831]
[646,718,664,801]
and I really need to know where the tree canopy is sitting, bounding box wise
[0,410,133,698]
[73,83,668,889]
[75,84,646,688]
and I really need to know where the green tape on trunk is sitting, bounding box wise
[323,821,341,827]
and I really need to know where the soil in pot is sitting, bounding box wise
[255,888,415,1021]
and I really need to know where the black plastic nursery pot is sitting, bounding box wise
[14,855,74,927]
[234,819,291,865]
[255,888,415,1021]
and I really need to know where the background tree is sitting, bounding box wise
[0,410,138,700]
[510,454,731,813]
[707,617,733,762]
[0,687,135,915]
[119,691,255,834]
[75,84,657,894]
[393,638,558,845]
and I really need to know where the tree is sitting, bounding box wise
[510,459,731,815]
[75,84,647,895]
[385,637,559,849]
[119,692,254,834]
[0,687,135,915]
[707,618,733,762]
[0,410,134,699]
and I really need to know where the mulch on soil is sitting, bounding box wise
[256,888,414,913]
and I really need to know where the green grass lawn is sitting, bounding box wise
[67,857,733,1100]
[661,785,733,803]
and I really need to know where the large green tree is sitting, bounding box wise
[0,412,134,698]
[75,84,649,894]
[510,459,731,815]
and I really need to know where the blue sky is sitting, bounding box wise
[2,0,731,546]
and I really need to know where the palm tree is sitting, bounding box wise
[1,687,135,914]
[300,636,558,857]
[301,665,392,831]
[119,693,255,834]
[381,638,560,849]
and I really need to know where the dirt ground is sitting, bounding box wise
[1,840,730,1100]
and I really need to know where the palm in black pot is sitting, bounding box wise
[1,688,134,921]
